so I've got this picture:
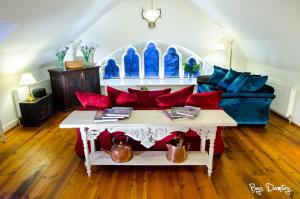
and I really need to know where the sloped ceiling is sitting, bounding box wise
[1,0,299,76]
[0,0,118,76]
[188,0,300,72]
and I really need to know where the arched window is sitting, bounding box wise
[144,42,159,78]
[184,57,200,77]
[164,47,180,77]
[124,47,140,78]
[104,59,120,79]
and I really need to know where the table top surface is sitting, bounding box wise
[60,110,237,129]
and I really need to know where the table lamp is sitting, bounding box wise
[20,73,37,101]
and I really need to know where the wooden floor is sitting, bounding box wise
[0,112,299,199]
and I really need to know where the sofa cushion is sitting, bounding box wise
[218,69,239,89]
[207,66,228,85]
[156,85,194,108]
[75,91,112,108]
[227,72,250,93]
[197,83,223,92]
[185,91,223,109]
[115,92,139,107]
[106,86,123,105]
[128,88,171,107]
[240,75,268,92]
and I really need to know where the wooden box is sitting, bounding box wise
[65,60,84,69]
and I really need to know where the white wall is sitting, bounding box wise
[247,63,300,125]
[77,0,247,71]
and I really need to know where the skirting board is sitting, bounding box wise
[271,111,300,127]
[2,119,19,133]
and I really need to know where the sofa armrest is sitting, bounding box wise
[257,84,275,94]
[197,75,211,84]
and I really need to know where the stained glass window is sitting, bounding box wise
[144,43,159,78]
[103,59,120,79]
[164,47,179,77]
[124,48,139,78]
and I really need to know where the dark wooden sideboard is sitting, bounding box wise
[48,66,100,111]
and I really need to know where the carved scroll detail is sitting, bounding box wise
[85,126,216,148]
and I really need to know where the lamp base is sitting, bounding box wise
[27,94,36,102]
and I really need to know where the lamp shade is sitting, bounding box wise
[142,9,161,22]
[20,73,36,85]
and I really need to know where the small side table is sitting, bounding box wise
[19,94,54,127]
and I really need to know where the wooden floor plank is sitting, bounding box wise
[0,111,299,199]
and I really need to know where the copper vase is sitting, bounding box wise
[166,136,190,163]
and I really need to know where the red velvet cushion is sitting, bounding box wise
[75,91,112,108]
[128,88,171,107]
[185,91,223,109]
[116,92,139,107]
[107,86,123,105]
[156,85,194,108]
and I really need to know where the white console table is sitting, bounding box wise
[60,110,237,177]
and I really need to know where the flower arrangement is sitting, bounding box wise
[80,42,99,66]
[55,47,69,68]
[183,61,202,78]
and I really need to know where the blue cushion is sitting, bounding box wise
[240,75,268,92]
[218,69,239,89]
[197,84,223,92]
[227,73,250,93]
[207,66,228,85]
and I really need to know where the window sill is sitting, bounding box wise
[101,78,197,87]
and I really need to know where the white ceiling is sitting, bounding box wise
[0,0,299,75]
[188,0,300,72]
[0,0,119,75]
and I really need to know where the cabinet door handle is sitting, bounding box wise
[80,72,85,89]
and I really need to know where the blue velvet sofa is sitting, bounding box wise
[197,67,276,125]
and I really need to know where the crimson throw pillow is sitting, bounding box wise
[128,88,171,107]
[106,86,123,105]
[116,92,139,107]
[156,85,194,108]
[185,91,223,109]
[75,91,112,108]
[107,86,139,107]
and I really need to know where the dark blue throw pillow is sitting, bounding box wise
[240,75,268,92]
[197,84,223,92]
[218,69,239,89]
[207,66,228,85]
[227,72,250,93]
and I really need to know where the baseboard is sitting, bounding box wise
[271,111,300,127]
[2,119,19,133]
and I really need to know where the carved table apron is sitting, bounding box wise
[60,110,237,177]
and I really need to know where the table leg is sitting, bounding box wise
[200,134,206,152]
[207,138,215,177]
[90,139,96,154]
[80,127,91,177]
